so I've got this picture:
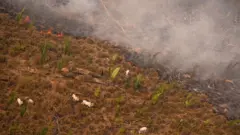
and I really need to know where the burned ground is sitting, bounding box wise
[1,0,240,134]
[0,12,240,135]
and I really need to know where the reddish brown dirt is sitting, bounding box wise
[0,13,240,135]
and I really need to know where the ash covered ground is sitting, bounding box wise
[1,0,240,120]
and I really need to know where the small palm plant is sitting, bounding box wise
[16,7,25,22]
[40,41,51,64]
[63,37,71,55]
[185,93,193,107]
[134,74,143,90]
[111,67,121,80]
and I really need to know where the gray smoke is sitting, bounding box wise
[12,0,240,79]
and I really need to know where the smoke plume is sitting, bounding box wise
[10,0,240,79]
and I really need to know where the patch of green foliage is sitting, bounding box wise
[151,83,174,104]
[94,87,101,97]
[185,93,193,107]
[115,95,124,116]
[13,43,26,52]
[151,85,166,104]
[111,54,118,63]
[111,67,120,80]
[20,103,27,117]
[228,119,240,126]
[27,21,35,30]
[135,107,148,118]
[64,37,71,55]
[67,131,73,135]
[114,116,123,124]
[115,104,121,116]
[117,127,126,135]
[38,127,48,135]
[134,74,143,90]
[57,59,63,71]
[115,95,124,104]
[8,92,17,106]
[16,8,25,22]
[40,41,51,64]
[203,119,210,125]
[9,123,20,135]
[9,43,26,56]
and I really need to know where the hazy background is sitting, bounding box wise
[9,0,240,79]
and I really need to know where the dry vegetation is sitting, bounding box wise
[0,13,240,135]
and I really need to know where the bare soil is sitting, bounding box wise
[0,13,240,135]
